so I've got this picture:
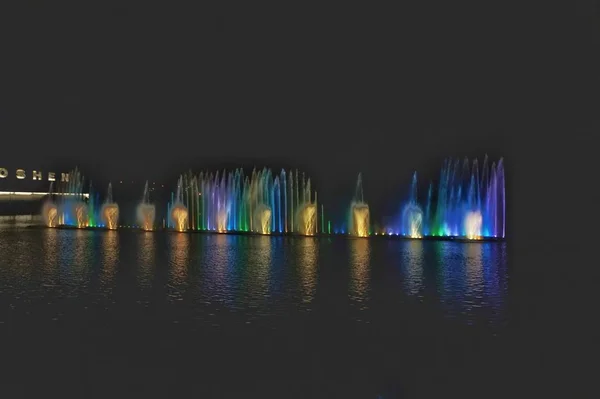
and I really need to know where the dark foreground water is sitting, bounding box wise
[0,218,519,397]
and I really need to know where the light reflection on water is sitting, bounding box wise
[168,233,189,298]
[0,228,508,327]
[137,232,155,289]
[464,243,485,309]
[202,234,237,306]
[72,230,88,276]
[434,241,508,324]
[100,231,119,293]
[241,235,272,312]
[403,240,424,297]
[297,237,318,303]
[349,238,371,310]
[42,228,60,285]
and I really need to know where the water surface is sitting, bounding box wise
[0,223,509,397]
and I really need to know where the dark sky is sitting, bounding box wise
[1,3,598,242]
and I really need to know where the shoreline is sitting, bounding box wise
[26,224,505,242]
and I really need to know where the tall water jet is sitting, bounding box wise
[351,204,370,237]
[169,167,319,235]
[387,156,505,239]
[86,182,99,227]
[402,204,423,238]
[254,203,272,234]
[56,168,86,226]
[41,182,58,227]
[137,181,156,231]
[294,176,318,236]
[74,202,88,228]
[465,211,483,240]
[216,206,229,233]
[423,183,433,236]
[349,173,370,237]
[400,172,424,238]
[297,203,317,235]
[171,205,189,232]
[170,176,188,232]
[42,202,58,227]
[101,182,119,230]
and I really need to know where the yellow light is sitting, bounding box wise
[0,191,89,198]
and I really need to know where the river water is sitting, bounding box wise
[0,218,511,397]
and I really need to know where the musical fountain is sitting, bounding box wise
[386,156,505,240]
[166,168,321,235]
[51,168,89,227]
[38,156,504,241]
[41,182,58,227]
[101,183,119,230]
[349,173,370,237]
[74,201,88,228]
[297,203,317,236]
[296,176,317,236]
[253,203,272,234]
[464,211,483,240]
[42,202,58,227]
[169,176,188,232]
[137,181,156,231]
[400,172,424,238]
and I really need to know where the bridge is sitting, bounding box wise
[0,191,90,216]
[0,191,89,201]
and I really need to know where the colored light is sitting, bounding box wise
[381,157,505,240]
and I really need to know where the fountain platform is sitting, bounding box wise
[368,233,504,242]
[30,225,504,242]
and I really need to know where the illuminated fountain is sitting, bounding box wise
[169,177,188,232]
[171,205,189,232]
[431,156,505,239]
[351,204,370,237]
[86,182,100,227]
[101,183,119,230]
[41,182,58,227]
[137,181,156,231]
[216,203,230,233]
[386,156,505,240]
[296,176,318,236]
[400,172,424,238]
[297,203,317,235]
[465,211,483,240]
[42,202,58,227]
[349,173,370,237]
[403,204,423,238]
[74,202,88,228]
[253,203,272,234]
[56,168,87,227]
[167,168,321,235]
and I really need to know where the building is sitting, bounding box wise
[0,165,86,215]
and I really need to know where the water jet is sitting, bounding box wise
[137,181,156,231]
[349,173,370,237]
[101,183,119,230]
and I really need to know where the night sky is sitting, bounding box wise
[1,3,598,243]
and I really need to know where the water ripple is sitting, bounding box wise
[0,227,508,328]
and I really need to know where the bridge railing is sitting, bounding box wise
[0,192,90,198]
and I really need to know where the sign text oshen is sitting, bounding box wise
[0,168,69,182]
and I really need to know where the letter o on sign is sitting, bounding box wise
[0,168,7,178]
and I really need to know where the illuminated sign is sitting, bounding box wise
[0,168,69,182]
